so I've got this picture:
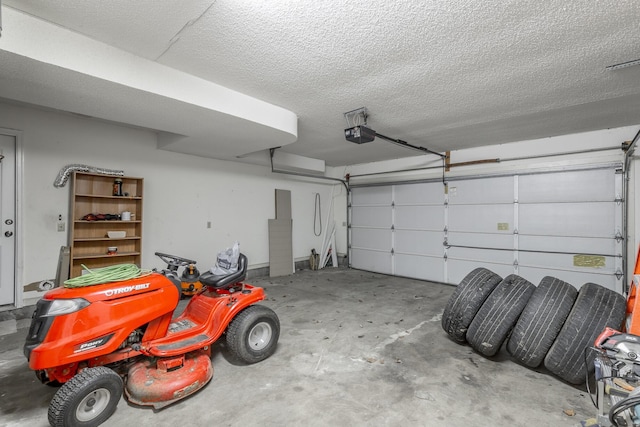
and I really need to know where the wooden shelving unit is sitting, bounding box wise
[69,172,144,278]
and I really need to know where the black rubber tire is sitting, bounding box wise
[226,305,280,364]
[507,276,578,367]
[544,282,626,384]
[48,366,123,427]
[441,268,503,343]
[466,274,536,357]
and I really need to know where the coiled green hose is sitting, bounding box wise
[64,264,151,288]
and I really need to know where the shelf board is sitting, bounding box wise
[73,251,141,260]
[73,237,141,242]
[75,193,142,199]
[74,220,142,224]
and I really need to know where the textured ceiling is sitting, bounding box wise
[3,0,640,166]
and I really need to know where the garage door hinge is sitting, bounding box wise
[513,228,519,235]
[615,196,624,205]
[443,239,449,247]
[391,248,394,254]
[391,201,395,207]
[616,270,623,280]
[513,260,519,267]
[391,225,394,230]
[444,253,448,260]
[615,231,624,243]
[0,154,4,162]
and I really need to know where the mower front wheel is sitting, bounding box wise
[48,366,123,427]
[227,305,280,364]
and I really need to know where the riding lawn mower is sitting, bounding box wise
[23,252,280,427]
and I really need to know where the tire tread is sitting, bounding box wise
[507,276,577,367]
[441,268,502,342]
[466,274,535,357]
[543,282,625,384]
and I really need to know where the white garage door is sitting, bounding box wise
[349,165,624,293]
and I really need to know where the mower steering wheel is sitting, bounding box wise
[154,252,197,268]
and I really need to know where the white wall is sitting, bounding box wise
[6,98,639,304]
[0,102,340,303]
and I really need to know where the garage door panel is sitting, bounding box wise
[351,186,392,205]
[519,202,615,237]
[395,230,443,256]
[351,206,391,228]
[518,266,617,292]
[447,246,513,265]
[448,176,514,204]
[351,228,391,251]
[519,235,617,255]
[394,182,443,204]
[519,169,615,203]
[447,260,514,285]
[448,204,514,233]
[350,249,392,275]
[518,251,616,274]
[395,205,444,230]
[395,254,444,282]
[447,231,514,250]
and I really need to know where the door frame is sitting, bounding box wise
[0,127,24,308]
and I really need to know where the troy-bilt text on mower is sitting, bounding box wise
[24,253,280,427]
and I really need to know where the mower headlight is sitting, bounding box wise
[43,298,90,316]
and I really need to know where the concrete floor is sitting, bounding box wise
[1,267,594,426]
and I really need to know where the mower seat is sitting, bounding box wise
[199,253,248,290]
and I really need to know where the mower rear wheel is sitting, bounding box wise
[227,305,280,364]
[48,366,122,427]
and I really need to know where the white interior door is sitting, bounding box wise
[0,134,16,306]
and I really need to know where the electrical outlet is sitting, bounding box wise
[57,222,65,232]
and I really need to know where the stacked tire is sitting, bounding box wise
[442,268,626,384]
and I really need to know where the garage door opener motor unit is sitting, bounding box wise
[343,107,445,157]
